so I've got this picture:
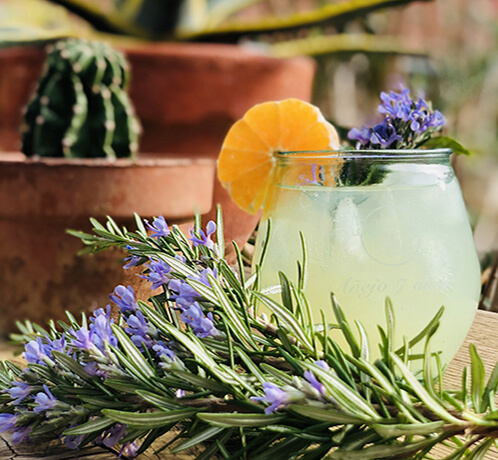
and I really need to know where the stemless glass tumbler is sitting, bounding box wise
[253,149,481,366]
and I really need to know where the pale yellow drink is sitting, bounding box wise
[253,151,481,367]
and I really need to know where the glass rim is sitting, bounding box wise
[276,148,452,161]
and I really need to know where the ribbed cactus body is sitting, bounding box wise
[21,39,140,158]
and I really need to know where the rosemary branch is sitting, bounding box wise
[0,210,496,460]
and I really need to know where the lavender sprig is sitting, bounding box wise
[348,88,445,150]
[339,88,469,187]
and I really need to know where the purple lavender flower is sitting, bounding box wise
[63,432,86,449]
[348,120,402,149]
[34,385,57,413]
[70,327,94,351]
[97,423,127,448]
[314,360,330,371]
[347,126,371,146]
[378,88,412,120]
[23,333,69,366]
[304,371,325,395]
[90,306,118,350]
[8,381,31,405]
[180,303,218,338]
[146,216,169,239]
[123,246,142,270]
[23,338,47,364]
[126,311,154,351]
[299,164,322,185]
[0,413,17,432]
[189,221,216,250]
[47,333,67,354]
[70,306,117,355]
[169,267,218,306]
[82,362,107,378]
[143,259,173,290]
[168,279,199,307]
[369,122,403,148]
[119,441,140,458]
[195,267,218,288]
[251,382,289,414]
[153,341,176,361]
[11,425,32,444]
[348,88,445,150]
[110,285,138,313]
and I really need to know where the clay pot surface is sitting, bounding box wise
[0,46,46,152]
[0,42,317,261]
[0,156,214,221]
[124,42,316,155]
[123,43,316,253]
[0,155,215,334]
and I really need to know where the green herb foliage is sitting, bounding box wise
[0,210,497,459]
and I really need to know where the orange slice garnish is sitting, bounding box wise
[217,99,340,213]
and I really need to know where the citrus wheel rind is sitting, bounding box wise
[217,99,340,214]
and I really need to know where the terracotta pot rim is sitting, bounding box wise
[121,41,311,64]
[0,154,216,169]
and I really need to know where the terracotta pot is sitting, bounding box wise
[123,43,317,254]
[0,155,215,334]
[0,46,46,152]
[0,43,317,256]
[123,43,316,155]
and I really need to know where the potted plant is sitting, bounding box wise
[0,38,216,334]
[0,0,427,256]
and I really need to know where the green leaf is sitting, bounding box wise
[395,306,445,353]
[331,295,361,358]
[136,390,184,411]
[102,408,197,428]
[111,325,155,379]
[278,272,294,313]
[259,363,294,386]
[79,395,130,410]
[198,413,285,427]
[326,438,436,459]
[171,426,225,453]
[482,360,498,412]
[205,274,259,350]
[64,417,115,435]
[215,204,225,260]
[52,351,93,382]
[470,344,485,413]
[235,347,267,385]
[290,405,368,424]
[253,292,314,351]
[301,361,380,421]
[156,253,198,278]
[420,136,471,155]
[139,303,218,370]
[171,370,231,394]
[390,353,464,425]
[269,33,426,58]
[134,212,148,238]
[372,420,445,437]
[180,0,426,41]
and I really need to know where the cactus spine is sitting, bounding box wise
[21,38,141,158]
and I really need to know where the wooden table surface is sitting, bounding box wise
[1,310,497,459]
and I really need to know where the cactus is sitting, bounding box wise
[21,38,141,158]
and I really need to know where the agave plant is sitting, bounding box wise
[0,0,429,58]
